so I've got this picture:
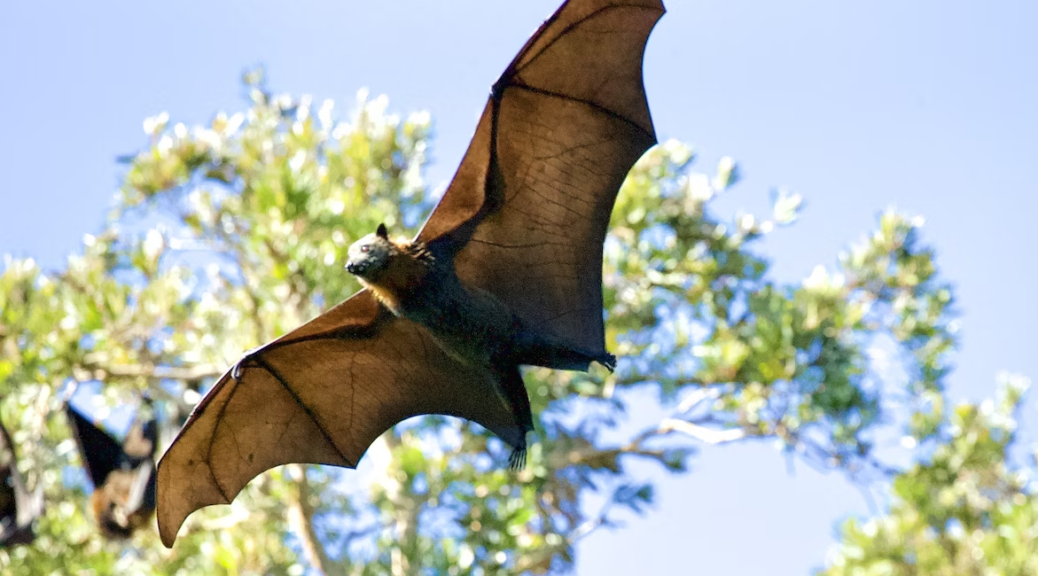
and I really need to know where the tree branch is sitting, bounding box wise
[287,464,340,576]
[657,418,747,444]
[77,361,224,382]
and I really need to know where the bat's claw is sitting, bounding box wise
[598,353,617,373]
[490,78,508,101]
[232,346,264,380]
[508,446,527,471]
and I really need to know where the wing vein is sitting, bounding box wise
[204,376,240,503]
[508,82,654,140]
[254,356,353,467]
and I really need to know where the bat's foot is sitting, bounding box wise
[596,352,617,372]
[516,330,619,374]
[508,446,527,471]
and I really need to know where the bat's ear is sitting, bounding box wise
[376,223,388,240]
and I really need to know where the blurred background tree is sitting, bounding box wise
[820,373,1038,576]
[0,71,1031,574]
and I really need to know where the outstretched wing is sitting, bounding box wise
[418,0,664,353]
[156,290,522,547]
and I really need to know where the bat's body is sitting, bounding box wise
[345,225,615,466]
[158,0,665,547]
[347,227,515,367]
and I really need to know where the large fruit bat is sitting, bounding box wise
[158,0,665,547]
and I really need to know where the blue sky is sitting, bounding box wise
[2,1,1036,573]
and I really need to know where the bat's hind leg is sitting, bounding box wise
[496,366,533,471]
[515,330,617,373]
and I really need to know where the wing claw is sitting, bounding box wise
[233,346,264,380]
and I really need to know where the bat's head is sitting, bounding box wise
[90,479,134,539]
[345,223,395,280]
[90,467,156,540]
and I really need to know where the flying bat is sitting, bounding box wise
[157,0,664,547]
[0,415,42,548]
[65,399,158,539]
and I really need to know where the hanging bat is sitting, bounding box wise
[157,0,664,547]
[0,415,42,548]
[65,399,158,539]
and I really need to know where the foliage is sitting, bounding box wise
[0,70,1022,574]
[820,373,1037,576]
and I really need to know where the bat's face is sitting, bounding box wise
[90,468,156,539]
[91,481,134,539]
[345,224,393,280]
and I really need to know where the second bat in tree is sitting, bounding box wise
[65,398,158,539]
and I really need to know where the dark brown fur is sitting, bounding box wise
[349,231,612,464]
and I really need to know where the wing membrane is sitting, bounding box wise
[157,291,521,546]
[159,0,666,547]
[418,0,663,352]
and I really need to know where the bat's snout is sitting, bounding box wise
[346,251,381,277]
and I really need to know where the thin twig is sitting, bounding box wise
[78,362,224,382]
[658,418,747,444]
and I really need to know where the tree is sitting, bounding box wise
[0,70,1012,575]
[819,373,1037,576]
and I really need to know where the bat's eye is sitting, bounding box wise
[360,245,370,253]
